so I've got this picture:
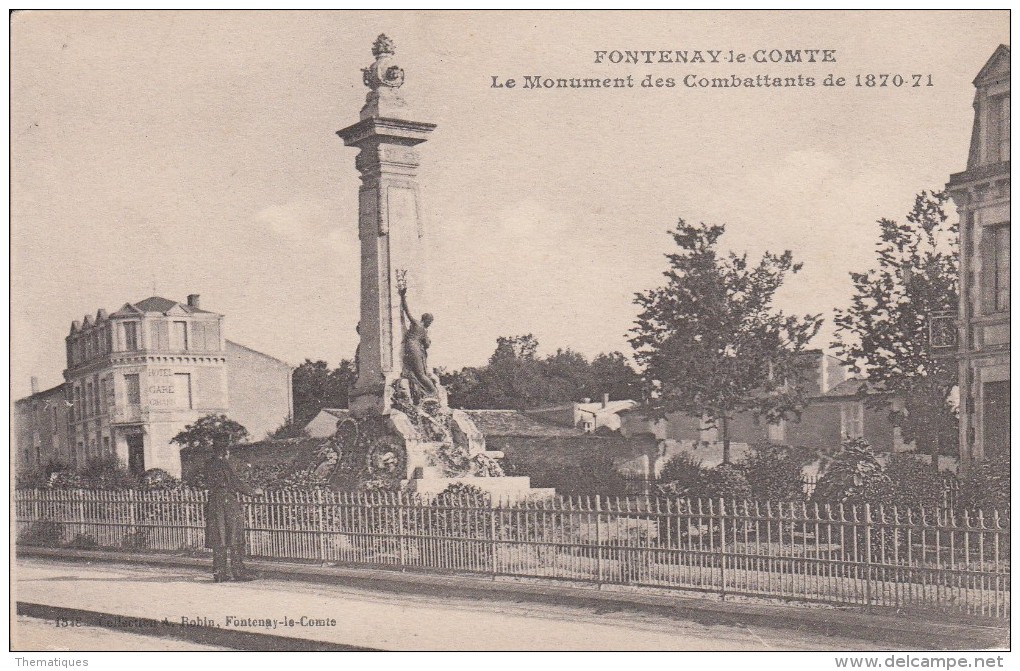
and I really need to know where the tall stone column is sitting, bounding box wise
[338,35,436,418]
[328,36,542,501]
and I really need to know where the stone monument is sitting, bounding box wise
[332,35,548,501]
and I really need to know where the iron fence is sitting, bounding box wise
[14,488,1009,619]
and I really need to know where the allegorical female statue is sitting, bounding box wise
[398,279,437,400]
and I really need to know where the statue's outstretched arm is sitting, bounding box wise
[399,288,418,328]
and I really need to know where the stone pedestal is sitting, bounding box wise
[402,477,555,504]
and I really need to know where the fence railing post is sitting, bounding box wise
[397,491,406,570]
[489,498,498,581]
[863,503,873,610]
[595,495,603,589]
[315,489,326,564]
[718,498,727,601]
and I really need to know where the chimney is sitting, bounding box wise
[602,393,609,408]
[187,294,200,309]
[30,376,39,395]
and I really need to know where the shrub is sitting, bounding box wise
[140,468,181,491]
[657,452,707,497]
[739,441,806,502]
[884,453,948,511]
[701,463,753,501]
[811,438,895,508]
[959,453,1010,512]
[121,529,148,550]
[435,482,490,504]
[80,454,140,490]
[69,533,99,550]
[19,520,63,546]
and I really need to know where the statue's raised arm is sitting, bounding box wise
[396,276,436,400]
[398,285,419,330]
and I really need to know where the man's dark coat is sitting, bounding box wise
[204,455,254,549]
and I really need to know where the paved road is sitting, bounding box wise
[14,557,902,651]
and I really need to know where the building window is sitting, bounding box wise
[988,94,1010,163]
[767,419,786,444]
[85,382,93,417]
[174,373,192,409]
[992,224,1010,312]
[99,378,107,413]
[102,436,110,455]
[172,321,188,350]
[840,403,864,439]
[125,374,141,405]
[123,322,139,351]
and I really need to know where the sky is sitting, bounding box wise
[10,10,1010,399]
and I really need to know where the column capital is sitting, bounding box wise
[337,117,436,149]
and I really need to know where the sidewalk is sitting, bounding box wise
[14,549,1008,651]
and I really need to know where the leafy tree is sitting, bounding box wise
[631,218,823,463]
[170,414,249,452]
[832,191,959,466]
[588,352,644,402]
[440,335,642,410]
[291,358,357,427]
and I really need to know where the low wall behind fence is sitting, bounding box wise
[14,488,1009,620]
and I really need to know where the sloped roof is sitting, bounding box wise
[225,340,292,368]
[319,408,351,420]
[109,296,215,318]
[974,44,1010,85]
[823,378,893,399]
[575,399,639,415]
[463,410,582,437]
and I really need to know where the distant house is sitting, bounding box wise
[617,350,916,471]
[13,379,73,472]
[522,396,639,433]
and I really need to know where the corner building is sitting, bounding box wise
[63,295,291,476]
[947,45,1010,467]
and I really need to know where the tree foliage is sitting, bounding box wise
[439,334,642,410]
[832,191,959,460]
[630,218,822,463]
[291,358,357,427]
[170,414,249,452]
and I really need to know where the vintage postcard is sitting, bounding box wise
[9,10,1011,660]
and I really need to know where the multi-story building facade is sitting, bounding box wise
[947,45,1010,467]
[64,294,231,476]
[14,294,294,478]
[13,378,73,471]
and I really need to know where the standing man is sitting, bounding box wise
[205,436,260,582]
